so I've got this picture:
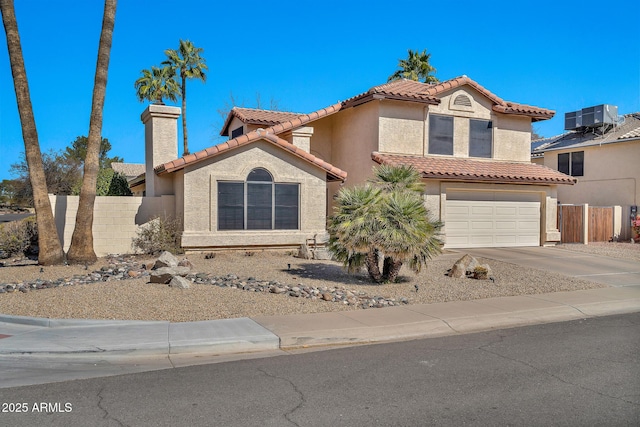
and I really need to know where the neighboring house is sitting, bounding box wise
[532,108,640,239]
[111,162,145,181]
[134,75,574,251]
[220,108,304,139]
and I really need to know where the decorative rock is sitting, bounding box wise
[149,268,174,284]
[178,258,194,269]
[168,276,191,289]
[153,251,180,270]
[448,254,480,278]
[473,264,493,280]
[298,244,312,260]
[322,293,333,301]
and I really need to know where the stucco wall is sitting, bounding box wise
[330,102,380,187]
[378,101,426,155]
[179,140,329,249]
[543,141,640,207]
[49,195,175,256]
[540,141,639,239]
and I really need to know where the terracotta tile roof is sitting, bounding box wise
[220,108,304,136]
[156,129,347,182]
[345,76,554,121]
[372,152,576,185]
[343,79,441,106]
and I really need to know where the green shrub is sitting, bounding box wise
[0,219,33,258]
[131,216,182,255]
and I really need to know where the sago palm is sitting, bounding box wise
[328,165,442,283]
[163,39,207,155]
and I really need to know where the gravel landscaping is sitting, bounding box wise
[0,242,624,322]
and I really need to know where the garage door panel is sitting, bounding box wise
[445,194,540,248]
[518,220,539,230]
[470,235,495,245]
[447,205,471,216]
[496,221,517,230]
[495,206,517,216]
[471,221,494,230]
[471,206,494,215]
[495,235,517,244]
[518,206,539,216]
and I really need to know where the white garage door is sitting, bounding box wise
[445,191,540,248]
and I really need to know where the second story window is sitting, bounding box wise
[469,119,492,158]
[558,151,584,177]
[429,114,453,155]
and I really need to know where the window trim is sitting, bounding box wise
[557,151,584,177]
[217,168,300,231]
[468,119,493,158]
[428,114,454,155]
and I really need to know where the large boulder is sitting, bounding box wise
[473,264,493,280]
[169,276,191,289]
[153,251,179,270]
[448,254,479,278]
[150,266,191,284]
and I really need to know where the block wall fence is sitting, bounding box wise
[49,195,175,256]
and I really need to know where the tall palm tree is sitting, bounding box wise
[134,65,179,105]
[67,0,117,264]
[1,0,64,265]
[163,39,207,155]
[388,49,438,84]
[328,165,442,283]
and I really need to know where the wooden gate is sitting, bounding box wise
[589,207,614,242]
[558,205,583,243]
[558,205,614,243]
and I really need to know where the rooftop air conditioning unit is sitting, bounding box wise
[564,104,618,130]
[564,110,582,130]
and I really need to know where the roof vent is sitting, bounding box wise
[565,104,618,131]
[453,94,472,107]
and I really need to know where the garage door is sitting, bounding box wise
[445,191,540,248]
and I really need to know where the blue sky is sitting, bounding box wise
[1,0,639,182]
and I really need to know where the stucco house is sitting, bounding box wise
[134,75,575,251]
[532,108,640,239]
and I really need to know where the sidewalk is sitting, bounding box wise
[2,286,639,357]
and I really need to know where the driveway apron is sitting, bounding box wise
[458,247,640,288]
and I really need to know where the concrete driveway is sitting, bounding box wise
[458,247,640,288]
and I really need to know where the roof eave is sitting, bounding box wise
[420,174,576,185]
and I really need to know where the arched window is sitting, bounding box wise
[218,168,299,230]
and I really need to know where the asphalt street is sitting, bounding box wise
[0,312,638,426]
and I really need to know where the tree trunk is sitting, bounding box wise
[365,249,383,283]
[181,73,188,155]
[383,258,403,283]
[67,0,116,264]
[1,0,64,265]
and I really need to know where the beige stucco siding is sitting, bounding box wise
[378,101,425,155]
[493,115,532,162]
[180,140,329,249]
[544,141,640,207]
[331,102,380,188]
